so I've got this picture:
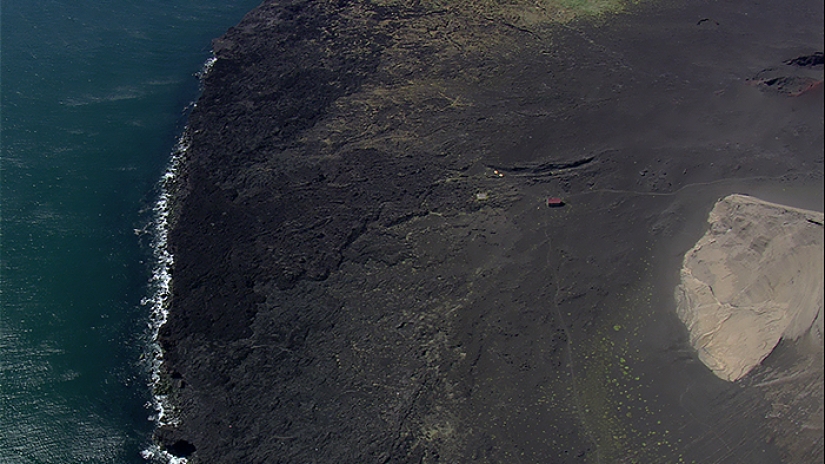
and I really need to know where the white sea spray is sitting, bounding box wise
[141,52,219,464]
[197,56,218,80]
[140,132,189,464]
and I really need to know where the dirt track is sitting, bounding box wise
[154,0,824,462]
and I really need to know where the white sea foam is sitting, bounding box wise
[140,51,219,464]
[196,56,218,80]
[140,131,189,464]
[141,445,189,464]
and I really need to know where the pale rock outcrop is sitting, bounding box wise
[676,194,824,382]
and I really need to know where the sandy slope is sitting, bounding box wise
[676,194,824,382]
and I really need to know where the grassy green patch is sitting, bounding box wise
[572,271,688,462]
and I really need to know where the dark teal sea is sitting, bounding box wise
[1,2,260,462]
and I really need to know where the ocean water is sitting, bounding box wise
[1,1,260,462]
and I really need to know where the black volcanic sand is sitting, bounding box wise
[154,0,824,462]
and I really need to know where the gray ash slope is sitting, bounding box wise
[155,0,824,462]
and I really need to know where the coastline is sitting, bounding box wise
[151,0,823,462]
[141,133,189,464]
[143,57,221,464]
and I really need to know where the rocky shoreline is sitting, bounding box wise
[153,0,823,462]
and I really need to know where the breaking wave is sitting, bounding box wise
[141,52,220,463]
[139,132,189,464]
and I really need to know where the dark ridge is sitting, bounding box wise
[753,76,823,96]
[696,18,720,26]
[488,155,596,174]
[784,52,824,68]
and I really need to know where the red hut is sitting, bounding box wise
[546,197,565,207]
